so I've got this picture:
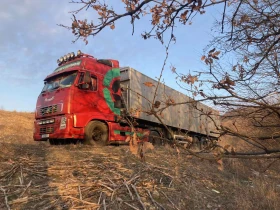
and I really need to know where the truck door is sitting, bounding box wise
[72,71,101,117]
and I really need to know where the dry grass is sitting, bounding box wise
[220,112,280,152]
[0,110,34,144]
[0,110,279,210]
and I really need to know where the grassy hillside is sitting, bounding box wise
[0,110,34,143]
[0,110,279,210]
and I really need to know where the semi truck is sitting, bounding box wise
[33,50,220,145]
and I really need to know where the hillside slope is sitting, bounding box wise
[0,110,279,210]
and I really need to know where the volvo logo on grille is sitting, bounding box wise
[45,96,54,102]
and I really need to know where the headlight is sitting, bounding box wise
[60,117,67,129]
[38,119,55,125]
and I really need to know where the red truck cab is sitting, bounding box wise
[33,51,148,145]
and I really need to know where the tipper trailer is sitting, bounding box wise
[33,51,220,145]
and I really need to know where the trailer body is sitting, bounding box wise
[120,67,219,138]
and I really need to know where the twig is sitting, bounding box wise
[20,164,24,184]
[40,199,59,210]
[9,196,28,205]
[124,202,140,210]
[127,175,140,184]
[110,189,115,201]
[19,181,32,197]
[131,184,146,210]
[103,198,107,210]
[168,179,173,188]
[98,182,114,192]
[97,192,103,210]
[221,0,227,33]
[145,189,165,210]
[1,164,19,180]
[161,191,179,210]
[63,195,99,207]
[78,185,83,200]
[0,187,11,210]
[107,178,117,188]
[124,181,134,200]
[262,159,280,173]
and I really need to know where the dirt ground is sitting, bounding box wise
[0,110,280,210]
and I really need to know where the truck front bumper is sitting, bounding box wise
[33,114,84,141]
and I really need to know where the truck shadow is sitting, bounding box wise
[0,142,67,209]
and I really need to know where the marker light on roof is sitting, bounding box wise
[67,53,71,59]
[63,55,67,61]
[70,52,75,58]
[59,57,63,62]
[77,50,82,56]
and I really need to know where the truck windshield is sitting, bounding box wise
[42,71,77,93]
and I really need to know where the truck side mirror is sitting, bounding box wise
[78,71,91,90]
[83,71,91,84]
[81,83,90,89]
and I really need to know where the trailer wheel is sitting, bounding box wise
[84,121,108,146]
[192,136,201,151]
[149,131,162,146]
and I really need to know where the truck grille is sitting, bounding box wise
[40,127,54,134]
[39,104,58,116]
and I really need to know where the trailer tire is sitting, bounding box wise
[192,136,201,150]
[84,121,108,146]
[149,130,162,146]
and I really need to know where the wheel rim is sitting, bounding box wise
[92,127,105,142]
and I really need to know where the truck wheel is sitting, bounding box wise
[84,121,108,146]
[149,130,162,146]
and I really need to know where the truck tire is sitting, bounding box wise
[84,121,108,146]
[149,130,162,146]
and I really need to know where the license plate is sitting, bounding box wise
[41,134,49,138]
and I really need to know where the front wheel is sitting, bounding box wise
[84,121,108,146]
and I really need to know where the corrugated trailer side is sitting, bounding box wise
[120,67,219,138]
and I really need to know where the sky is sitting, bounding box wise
[0,0,223,112]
